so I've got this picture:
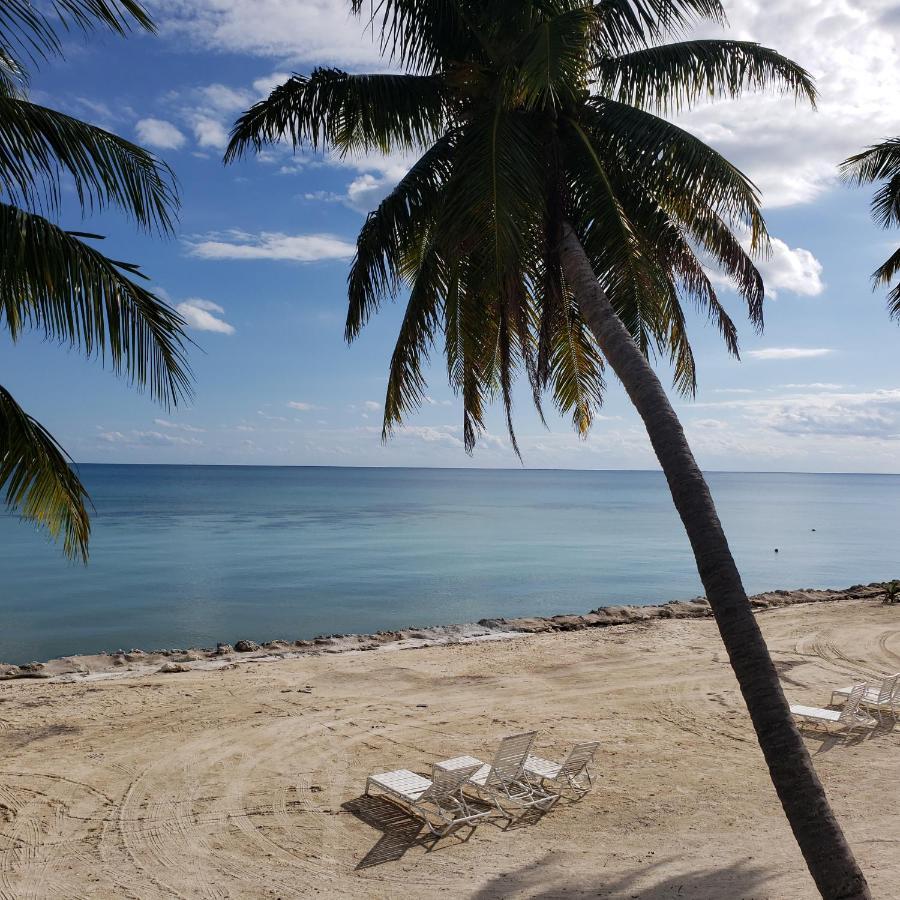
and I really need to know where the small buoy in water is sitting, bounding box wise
[774,548,779,553]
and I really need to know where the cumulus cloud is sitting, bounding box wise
[175,298,236,334]
[680,1,900,208]
[186,230,355,262]
[756,238,825,298]
[746,348,833,360]
[135,117,186,150]
[191,115,230,149]
[707,234,824,299]
[363,400,381,411]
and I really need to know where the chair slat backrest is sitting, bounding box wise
[876,673,899,703]
[486,731,536,786]
[558,741,600,778]
[838,683,868,722]
[425,764,479,802]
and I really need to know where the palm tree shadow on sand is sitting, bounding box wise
[469,854,776,899]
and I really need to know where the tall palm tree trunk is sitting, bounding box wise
[559,222,870,900]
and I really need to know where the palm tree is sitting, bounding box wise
[841,138,900,320]
[226,2,868,895]
[1,1,191,560]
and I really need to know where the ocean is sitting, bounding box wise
[1,465,898,664]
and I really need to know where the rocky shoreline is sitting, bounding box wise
[0,581,892,683]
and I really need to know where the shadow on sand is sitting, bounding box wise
[469,854,776,899]
[342,793,551,869]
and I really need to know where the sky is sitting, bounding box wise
[4,0,900,472]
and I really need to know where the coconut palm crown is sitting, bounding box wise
[841,137,900,320]
[228,0,814,455]
[0,1,191,559]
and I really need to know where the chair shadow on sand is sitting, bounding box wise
[794,715,896,755]
[469,854,775,899]
[342,793,549,869]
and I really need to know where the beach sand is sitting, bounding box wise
[0,597,897,898]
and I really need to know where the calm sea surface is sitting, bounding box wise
[1,465,898,663]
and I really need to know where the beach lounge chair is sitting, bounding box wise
[437,731,559,816]
[364,762,490,836]
[790,683,877,733]
[830,672,899,720]
[524,740,600,799]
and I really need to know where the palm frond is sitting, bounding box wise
[841,139,900,228]
[0,96,178,231]
[0,0,153,68]
[349,0,485,73]
[513,6,595,109]
[0,202,192,407]
[226,69,447,161]
[873,246,900,321]
[594,0,725,53]
[583,98,767,250]
[0,384,91,560]
[346,132,456,340]
[546,284,604,434]
[594,40,816,112]
[382,236,445,436]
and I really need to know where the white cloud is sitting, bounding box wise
[287,401,321,411]
[746,348,833,360]
[186,230,355,262]
[757,238,825,298]
[759,389,900,439]
[707,234,824,299]
[153,418,205,432]
[153,0,383,66]
[782,383,845,390]
[680,1,900,208]
[175,298,236,334]
[396,425,464,448]
[98,429,202,447]
[191,115,230,150]
[363,400,381,411]
[135,117,186,150]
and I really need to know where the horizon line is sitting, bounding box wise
[72,462,900,477]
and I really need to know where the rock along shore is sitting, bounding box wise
[0,581,892,683]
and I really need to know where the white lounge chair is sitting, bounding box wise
[831,672,899,720]
[524,740,599,799]
[437,731,559,816]
[790,683,877,733]
[364,762,490,836]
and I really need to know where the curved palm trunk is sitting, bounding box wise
[559,222,870,900]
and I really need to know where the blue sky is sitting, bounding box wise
[5,0,900,472]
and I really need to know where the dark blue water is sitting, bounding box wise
[1,465,898,664]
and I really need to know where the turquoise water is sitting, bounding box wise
[1,465,898,664]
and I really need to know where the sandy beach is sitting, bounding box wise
[1,592,898,899]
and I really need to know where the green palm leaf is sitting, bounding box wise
[226,69,447,161]
[0,0,153,68]
[841,138,900,319]
[0,384,91,560]
[594,40,816,112]
[0,95,178,231]
[0,202,192,407]
[346,133,457,340]
[594,0,725,53]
